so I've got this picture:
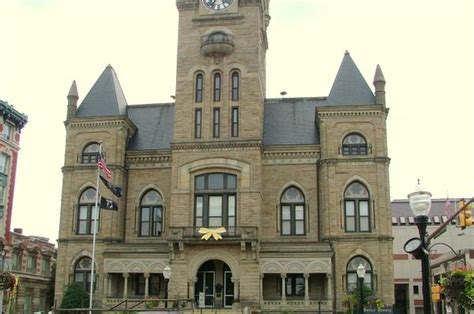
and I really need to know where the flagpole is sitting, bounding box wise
[89,144,102,313]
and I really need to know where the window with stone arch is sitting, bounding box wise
[81,142,100,164]
[344,182,371,232]
[195,72,204,103]
[342,133,368,156]
[213,71,222,102]
[194,173,237,230]
[74,257,96,293]
[231,71,240,101]
[346,256,373,292]
[139,189,164,237]
[280,186,305,236]
[77,187,99,235]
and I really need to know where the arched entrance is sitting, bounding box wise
[195,260,234,308]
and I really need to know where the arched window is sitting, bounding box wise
[82,142,100,164]
[74,257,96,292]
[77,188,99,235]
[195,173,237,229]
[231,71,240,101]
[342,133,367,156]
[280,187,305,236]
[344,182,370,232]
[139,190,164,237]
[195,73,204,103]
[213,72,221,102]
[346,256,373,292]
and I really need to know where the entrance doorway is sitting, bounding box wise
[195,260,234,308]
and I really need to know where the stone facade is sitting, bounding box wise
[55,0,394,312]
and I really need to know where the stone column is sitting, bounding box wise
[107,274,112,297]
[304,273,309,306]
[260,274,264,307]
[123,273,129,299]
[144,273,150,298]
[281,273,287,305]
[188,279,196,304]
[232,278,240,301]
[326,274,332,299]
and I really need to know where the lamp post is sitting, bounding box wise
[408,181,432,314]
[356,264,366,314]
[163,265,171,308]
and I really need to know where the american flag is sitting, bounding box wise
[98,156,112,179]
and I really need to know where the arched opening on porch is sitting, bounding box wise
[194,259,234,308]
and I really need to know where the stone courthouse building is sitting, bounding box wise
[55,0,394,312]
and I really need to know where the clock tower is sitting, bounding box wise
[173,0,270,142]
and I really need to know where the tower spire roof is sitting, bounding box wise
[75,65,128,117]
[373,64,386,84]
[325,51,375,106]
[67,80,79,98]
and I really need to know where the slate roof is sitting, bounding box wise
[325,51,375,106]
[75,65,128,117]
[127,104,175,150]
[263,97,325,146]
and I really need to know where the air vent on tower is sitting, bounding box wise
[201,31,234,57]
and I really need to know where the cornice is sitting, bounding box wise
[321,235,393,242]
[192,14,245,26]
[176,0,198,10]
[171,140,261,152]
[66,118,135,131]
[318,156,390,165]
[0,100,28,130]
[263,149,319,165]
[126,153,172,169]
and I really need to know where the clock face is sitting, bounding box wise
[404,237,422,254]
[202,0,234,11]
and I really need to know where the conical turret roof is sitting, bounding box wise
[325,51,375,106]
[75,65,128,117]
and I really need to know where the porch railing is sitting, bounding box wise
[262,299,332,311]
[168,226,258,241]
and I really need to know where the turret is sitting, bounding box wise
[66,80,79,119]
[373,64,386,106]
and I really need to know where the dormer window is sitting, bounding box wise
[342,133,367,156]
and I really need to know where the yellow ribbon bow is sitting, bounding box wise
[198,227,227,240]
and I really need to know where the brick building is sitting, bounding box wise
[55,1,394,312]
[9,228,55,313]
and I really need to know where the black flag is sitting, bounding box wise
[99,175,122,198]
[100,197,118,211]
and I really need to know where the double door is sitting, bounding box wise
[195,271,233,308]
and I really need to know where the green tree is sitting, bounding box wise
[60,282,88,311]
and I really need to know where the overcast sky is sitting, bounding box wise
[1,0,473,242]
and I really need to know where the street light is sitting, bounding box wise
[163,265,171,308]
[356,264,366,314]
[407,181,432,314]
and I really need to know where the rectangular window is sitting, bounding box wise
[0,154,10,174]
[2,124,12,141]
[41,258,50,275]
[213,73,221,102]
[231,72,239,101]
[27,255,36,273]
[231,107,239,137]
[140,207,150,236]
[345,201,356,232]
[281,205,291,235]
[413,285,419,294]
[359,200,370,231]
[213,108,220,138]
[286,274,305,297]
[195,74,203,102]
[195,109,202,139]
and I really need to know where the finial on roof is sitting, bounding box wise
[373,64,386,106]
[66,80,79,120]
[345,50,349,55]
[67,80,79,99]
